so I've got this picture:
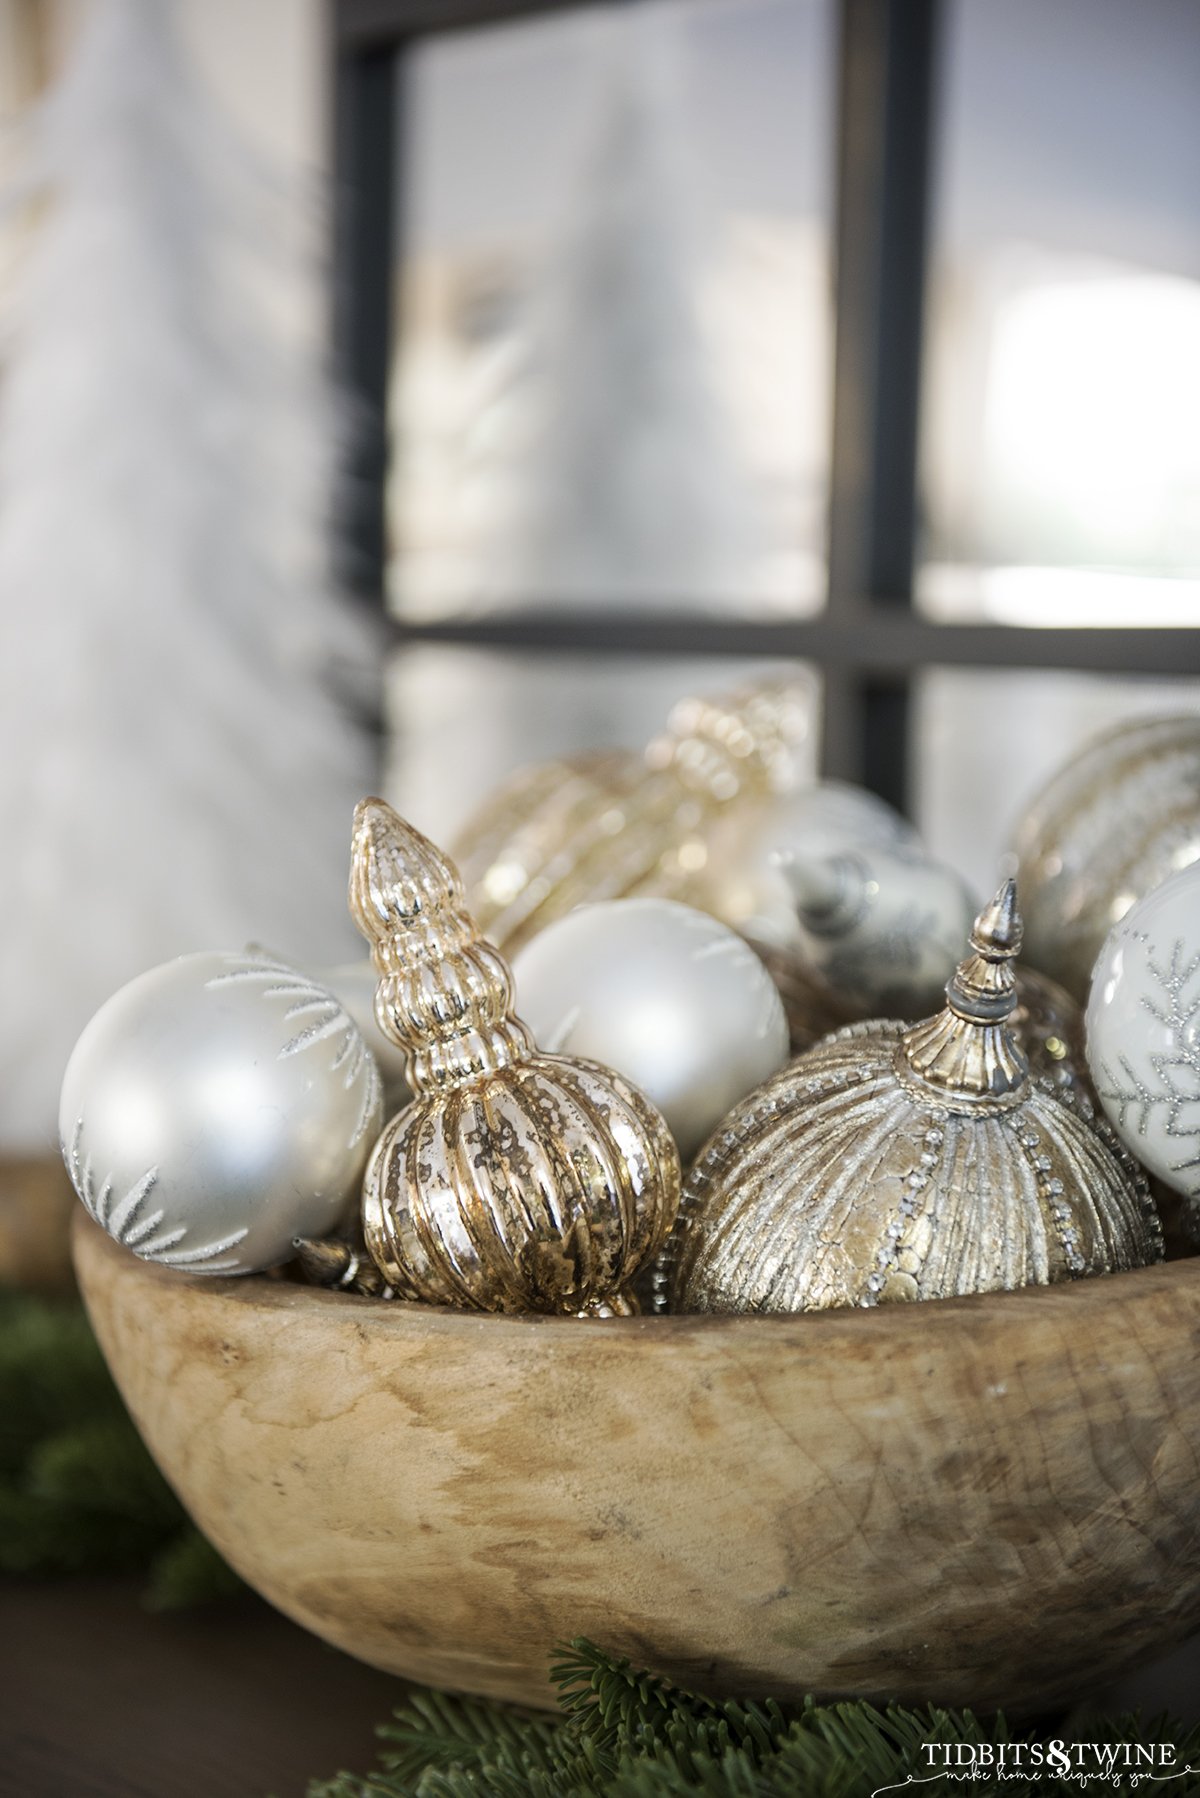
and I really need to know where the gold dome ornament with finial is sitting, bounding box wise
[450,677,810,957]
[665,882,1162,1316]
[348,799,680,1315]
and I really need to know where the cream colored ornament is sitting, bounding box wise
[1014,714,1200,1001]
[511,898,789,1161]
[350,799,680,1314]
[450,678,809,956]
[666,883,1161,1315]
[1086,861,1200,1204]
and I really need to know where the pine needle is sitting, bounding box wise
[308,1639,1200,1798]
[0,1286,239,1603]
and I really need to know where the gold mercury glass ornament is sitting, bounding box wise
[348,798,681,1315]
[665,881,1162,1315]
[450,678,808,957]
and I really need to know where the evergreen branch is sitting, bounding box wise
[0,1286,240,1604]
[310,1640,1200,1798]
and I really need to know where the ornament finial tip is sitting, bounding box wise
[973,878,1022,957]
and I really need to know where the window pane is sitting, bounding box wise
[918,0,1200,626]
[389,0,834,621]
[385,647,818,843]
[916,670,1200,898]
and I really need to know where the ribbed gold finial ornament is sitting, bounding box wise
[450,678,809,957]
[666,881,1162,1315]
[349,799,680,1314]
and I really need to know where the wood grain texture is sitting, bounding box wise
[0,1577,403,1798]
[74,1213,1200,1716]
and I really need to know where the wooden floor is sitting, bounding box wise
[2,1578,1198,1797]
[0,1579,404,1798]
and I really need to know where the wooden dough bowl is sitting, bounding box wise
[74,1213,1200,1716]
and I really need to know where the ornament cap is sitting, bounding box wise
[973,877,1022,956]
[902,880,1029,1101]
[777,849,866,937]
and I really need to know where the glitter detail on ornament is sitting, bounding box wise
[205,952,383,1147]
[67,1119,249,1272]
[666,883,1162,1314]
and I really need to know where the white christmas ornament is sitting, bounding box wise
[511,898,789,1160]
[317,960,411,1108]
[1086,863,1200,1202]
[60,951,383,1275]
[699,782,920,951]
[780,843,977,1018]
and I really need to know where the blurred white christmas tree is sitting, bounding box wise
[453,9,772,612]
[0,0,372,1151]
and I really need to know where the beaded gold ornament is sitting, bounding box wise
[349,799,680,1315]
[666,882,1162,1315]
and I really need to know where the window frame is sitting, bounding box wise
[332,0,1200,815]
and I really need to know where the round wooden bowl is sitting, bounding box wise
[74,1212,1200,1716]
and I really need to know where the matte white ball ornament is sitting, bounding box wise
[511,898,790,1160]
[60,950,383,1275]
[1086,863,1200,1202]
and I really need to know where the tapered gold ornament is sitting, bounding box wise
[666,882,1161,1315]
[349,799,680,1315]
[450,679,809,957]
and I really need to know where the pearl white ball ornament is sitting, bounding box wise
[1086,862,1200,1201]
[511,898,789,1160]
[60,950,383,1275]
[317,959,411,1108]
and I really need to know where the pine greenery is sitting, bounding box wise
[0,1286,239,1604]
[309,1640,1200,1798]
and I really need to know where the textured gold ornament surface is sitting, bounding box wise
[667,883,1162,1314]
[350,799,680,1314]
[449,679,808,956]
[1014,714,1200,1000]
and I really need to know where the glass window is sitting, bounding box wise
[388,0,835,621]
[918,0,1200,627]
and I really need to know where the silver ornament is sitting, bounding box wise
[510,898,790,1162]
[779,842,977,1019]
[695,780,919,952]
[60,950,383,1275]
[1087,861,1200,1204]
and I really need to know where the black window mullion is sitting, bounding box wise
[334,36,399,607]
[824,0,940,808]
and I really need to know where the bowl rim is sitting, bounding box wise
[72,1212,1200,1347]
